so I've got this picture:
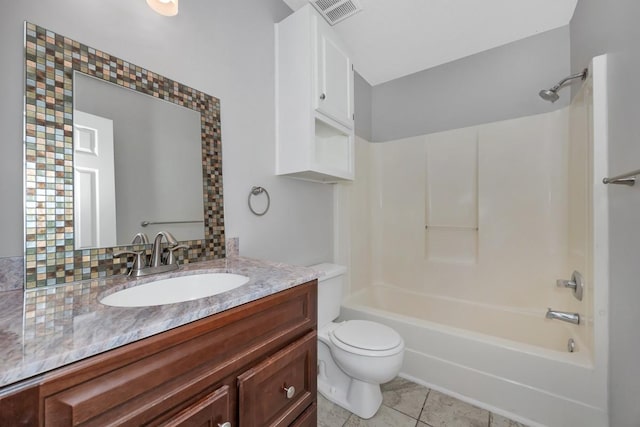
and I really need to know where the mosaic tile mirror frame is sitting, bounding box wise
[24,22,225,289]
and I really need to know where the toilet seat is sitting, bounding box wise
[329,320,404,357]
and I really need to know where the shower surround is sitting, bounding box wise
[335,56,609,427]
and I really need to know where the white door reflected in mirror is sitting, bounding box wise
[74,111,117,249]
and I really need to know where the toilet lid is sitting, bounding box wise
[331,320,402,351]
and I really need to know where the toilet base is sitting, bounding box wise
[318,337,383,419]
[318,372,382,419]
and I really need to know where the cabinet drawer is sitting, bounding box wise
[238,332,316,427]
[158,385,231,427]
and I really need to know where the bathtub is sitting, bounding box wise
[340,286,607,427]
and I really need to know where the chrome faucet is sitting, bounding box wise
[165,244,189,266]
[113,249,148,277]
[131,232,149,245]
[545,308,580,325]
[114,231,184,277]
[150,231,179,267]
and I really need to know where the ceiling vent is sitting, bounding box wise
[310,0,362,25]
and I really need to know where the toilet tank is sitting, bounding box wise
[310,263,347,328]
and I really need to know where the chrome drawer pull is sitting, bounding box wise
[283,385,296,399]
[218,422,231,427]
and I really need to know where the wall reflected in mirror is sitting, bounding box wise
[73,73,205,249]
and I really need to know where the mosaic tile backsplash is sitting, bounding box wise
[23,23,225,288]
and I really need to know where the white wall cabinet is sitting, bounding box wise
[315,25,353,128]
[276,5,354,183]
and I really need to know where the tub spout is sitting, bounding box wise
[545,308,580,325]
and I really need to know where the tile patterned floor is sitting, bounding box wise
[318,377,528,427]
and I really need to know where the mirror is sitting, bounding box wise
[73,73,205,248]
[24,22,225,288]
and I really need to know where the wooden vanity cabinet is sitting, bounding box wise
[0,281,317,427]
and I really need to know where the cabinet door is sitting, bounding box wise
[316,29,353,128]
[237,332,316,427]
[290,402,317,427]
[158,385,231,427]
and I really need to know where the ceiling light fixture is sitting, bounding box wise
[147,0,179,16]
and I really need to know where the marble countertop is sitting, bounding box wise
[0,257,318,388]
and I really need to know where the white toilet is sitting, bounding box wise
[311,263,405,419]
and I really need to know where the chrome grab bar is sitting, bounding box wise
[141,220,204,227]
[424,225,479,230]
[602,168,640,186]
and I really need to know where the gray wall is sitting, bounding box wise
[370,26,570,142]
[0,0,334,266]
[354,71,372,141]
[571,2,640,426]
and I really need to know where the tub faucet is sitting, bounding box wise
[150,231,179,267]
[545,308,580,325]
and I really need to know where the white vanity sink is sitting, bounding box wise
[100,273,250,307]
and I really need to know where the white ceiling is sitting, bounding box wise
[283,0,578,86]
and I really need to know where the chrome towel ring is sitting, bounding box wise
[248,186,270,216]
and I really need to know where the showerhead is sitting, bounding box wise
[539,68,588,103]
[539,88,560,103]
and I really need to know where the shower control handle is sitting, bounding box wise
[556,279,577,290]
[556,270,584,301]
